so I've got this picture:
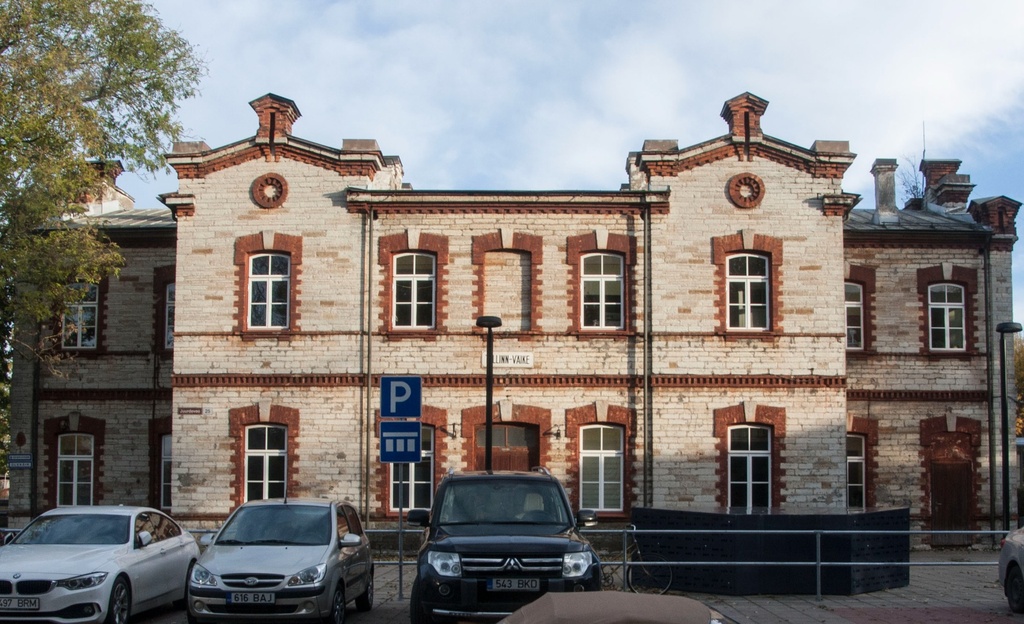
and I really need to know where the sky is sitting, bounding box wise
[122,0,1024,319]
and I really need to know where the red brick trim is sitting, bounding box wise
[727,173,765,209]
[148,416,172,509]
[847,389,987,402]
[378,232,449,337]
[40,388,172,401]
[711,232,784,335]
[42,413,107,509]
[565,404,636,519]
[847,417,878,509]
[641,142,852,179]
[372,405,447,519]
[459,404,553,471]
[846,265,876,352]
[919,415,981,539]
[227,404,301,511]
[250,173,289,209]
[915,265,978,355]
[712,404,787,508]
[566,232,636,334]
[233,232,303,336]
[154,265,175,355]
[171,143,381,181]
[471,232,544,331]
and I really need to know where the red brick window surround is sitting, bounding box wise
[845,265,876,353]
[148,415,172,509]
[711,233,783,337]
[233,233,303,338]
[472,231,544,331]
[379,232,449,338]
[228,404,300,510]
[565,403,635,517]
[566,232,635,335]
[713,403,786,508]
[847,416,878,509]
[43,413,106,509]
[916,265,978,355]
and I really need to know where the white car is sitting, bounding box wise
[187,498,373,624]
[1000,526,1024,612]
[0,505,200,624]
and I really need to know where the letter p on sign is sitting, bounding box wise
[380,376,422,418]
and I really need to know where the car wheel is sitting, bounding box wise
[186,607,199,624]
[322,585,345,624]
[355,567,373,611]
[103,577,131,624]
[175,561,195,609]
[410,578,432,624]
[1009,565,1024,613]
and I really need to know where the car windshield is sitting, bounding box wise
[13,514,130,545]
[437,480,571,531]
[216,504,330,546]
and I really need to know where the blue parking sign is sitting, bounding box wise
[380,376,422,418]
[380,421,422,463]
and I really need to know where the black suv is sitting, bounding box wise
[407,468,601,623]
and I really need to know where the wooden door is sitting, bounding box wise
[474,424,539,471]
[931,461,972,546]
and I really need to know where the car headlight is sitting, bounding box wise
[190,564,218,587]
[56,572,108,591]
[287,564,326,586]
[427,551,462,577]
[562,552,593,578]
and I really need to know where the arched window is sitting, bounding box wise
[727,254,769,330]
[58,433,94,506]
[728,425,771,508]
[581,254,624,329]
[394,253,436,328]
[248,254,290,329]
[928,284,965,350]
[245,425,287,501]
[391,425,434,510]
[580,425,623,511]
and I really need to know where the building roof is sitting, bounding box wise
[68,208,176,230]
[844,207,988,234]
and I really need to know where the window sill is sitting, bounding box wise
[239,330,295,342]
[572,330,635,340]
[718,331,780,342]
[385,329,444,341]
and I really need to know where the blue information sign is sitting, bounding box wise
[380,421,422,464]
[380,376,422,418]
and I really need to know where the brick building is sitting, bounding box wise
[8,92,1021,540]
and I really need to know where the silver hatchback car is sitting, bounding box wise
[187,499,373,624]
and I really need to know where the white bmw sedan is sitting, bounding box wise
[0,505,199,624]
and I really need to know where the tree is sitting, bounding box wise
[897,155,925,207]
[0,0,204,365]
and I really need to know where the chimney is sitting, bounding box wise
[720,93,769,141]
[871,158,899,225]
[920,159,974,214]
[249,93,301,139]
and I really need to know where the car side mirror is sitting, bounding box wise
[339,532,362,548]
[576,509,598,528]
[407,508,430,527]
[199,533,215,547]
[137,530,153,548]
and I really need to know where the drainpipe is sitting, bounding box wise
[362,207,376,522]
[30,332,41,519]
[643,198,654,508]
[984,238,996,538]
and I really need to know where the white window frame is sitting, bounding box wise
[580,424,624,511]
[393,253,436,329]
[248,253,290,329]
[928,284,966,351]
[727,254,770,330]
[845,282,864,350]
[164,283,176,349]
[57,433,93,506]
[390,425,434,510]
[160,434,173,510]
[245,425,287,501]
[847,434,866,510]
[728,425,771,508]
[581,253,624,329]
[62,284,99,348]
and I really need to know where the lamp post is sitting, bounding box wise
[476,316,502,471]
[997,321,1023,532]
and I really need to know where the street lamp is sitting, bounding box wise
[476,316,502,471]
[997,321,1023,532]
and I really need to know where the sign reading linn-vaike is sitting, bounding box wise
[481,352,534,368]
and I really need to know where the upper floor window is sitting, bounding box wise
[164,283,176,349]
[245,424,287,501]
[63,284,99,348]
[394,253,435,328]
[928,284,965,351]
[249,254,290,329]
[58,433,94,506]
[727,254,769,330]
[847,434,866,510]
[845,283,864,350]
[580,425,624,511]
[581,254,624,329]
[391,425,434,510]
[728,425,771,508]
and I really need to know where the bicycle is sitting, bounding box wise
[621,525,674,594]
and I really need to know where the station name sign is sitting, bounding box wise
[481,352,534,368]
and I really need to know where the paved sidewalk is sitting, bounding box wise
[355,550,1011,624]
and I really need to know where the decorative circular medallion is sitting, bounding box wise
[251,173,288,209]
[727,173,765,209]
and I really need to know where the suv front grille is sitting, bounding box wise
[462,556,563,576]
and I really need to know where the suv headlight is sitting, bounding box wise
[562,552,593,578]
[427,551,462,577]
[56,572,108,591]
[190,564,217,587]
[287,564,327,586]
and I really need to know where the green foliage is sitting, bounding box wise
[0,0,204,360]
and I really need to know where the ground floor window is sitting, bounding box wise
[391,425,434,509]
[246,425,287,501]
[58,433,93,506]
[728,425,771,508]
[580,424,623,511]
[847,434,866,510]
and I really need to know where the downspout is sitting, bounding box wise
[362,207,376,522]
[643,198,654,507]
[30,329,41,519]
[984,236,996,537]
